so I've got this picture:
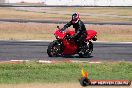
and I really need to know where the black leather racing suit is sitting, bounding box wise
[61,20,87,46]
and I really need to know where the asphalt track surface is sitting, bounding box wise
[0,18,132,25]
[0,41,132,61]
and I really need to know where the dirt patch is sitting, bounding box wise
[1,7,132,22]
[0,83,131,88]
[0,22,132,41]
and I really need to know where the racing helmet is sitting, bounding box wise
[72,13,80,24]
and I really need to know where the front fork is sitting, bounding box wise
[56,39,64,54]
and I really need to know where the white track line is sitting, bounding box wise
[0,40,132,44]
[93,41,132,44]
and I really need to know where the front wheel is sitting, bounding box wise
[47,40,62,57]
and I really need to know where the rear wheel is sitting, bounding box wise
[79,41,93,58]
[47,40,62,57]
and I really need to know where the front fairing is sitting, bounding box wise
[54,29,66,39]
[54,29,75,39]
[54,29,97,41]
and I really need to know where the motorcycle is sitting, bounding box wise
[47,26,97,58]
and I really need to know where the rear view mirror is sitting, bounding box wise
[57,26,60,29]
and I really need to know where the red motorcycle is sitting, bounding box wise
[47,26,97,58]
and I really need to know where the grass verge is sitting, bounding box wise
[0,62,131,84]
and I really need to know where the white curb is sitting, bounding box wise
[38,60,52,64]
[38,60,102,64]
[5,60,102,64]
[89,61,102,64]
[0,40,132,44]
[10,60,30,62]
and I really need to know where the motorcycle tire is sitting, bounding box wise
[47,40,61,57]
[79,41,93,58]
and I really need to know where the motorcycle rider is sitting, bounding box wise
[60,13,87,53]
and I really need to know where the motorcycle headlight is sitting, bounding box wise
[55,35,60,39]
[57,36,60,39]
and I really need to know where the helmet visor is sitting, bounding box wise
[72,13,79,23]
[72,19,78,23]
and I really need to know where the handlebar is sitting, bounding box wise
[57,26,63,32]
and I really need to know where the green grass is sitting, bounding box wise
[0,62,131,84]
